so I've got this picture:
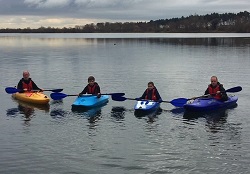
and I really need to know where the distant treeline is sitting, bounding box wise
[1,11,250,33]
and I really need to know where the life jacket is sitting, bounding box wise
[87,83,98,94]
[145,88,157,101]
[22,79,33,91]
[208,84,221,100]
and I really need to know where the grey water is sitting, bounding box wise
[0,33,250,174]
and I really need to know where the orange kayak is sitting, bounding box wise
[12,92,50,105]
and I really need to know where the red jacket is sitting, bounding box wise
[22,80,33,91]
[207,85,221,99]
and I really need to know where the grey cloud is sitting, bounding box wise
[24,0,72,8]
[0,0,249,22]
[23,0,144,9]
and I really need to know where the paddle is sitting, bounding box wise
[5,87,63,94]
[50,92,125,100]
[111,95,188,107]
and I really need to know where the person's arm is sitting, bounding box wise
[17,80,23,90]
[17,80,26,92]
[31,80,41,90]
[219,85,228,100]
[95,84,101,94]
[95,84,101,98]
[140,89,147,99]
[204,88,209,95]
[80,85,88,95]
[155,89,162,101]
[219,85,226,93]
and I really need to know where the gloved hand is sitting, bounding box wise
[158,99,163,103]
[97,93,101,98]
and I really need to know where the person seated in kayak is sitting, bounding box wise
[79,76,101,98]
[137,81,162,102]
[17,71,42,92]
[204,76,228,101]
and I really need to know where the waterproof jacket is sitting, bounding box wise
[17,78,40,92]
[80,82,100,95]
[141,87,162,101]
[204,82,228,101]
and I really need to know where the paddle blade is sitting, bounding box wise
[5,87,20,94]
[50,92,68,100]
[226,86,242,93]
[170,98,189,107]
[111,95,127,101]
[108,93,125,97]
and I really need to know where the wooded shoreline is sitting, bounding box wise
[1,11,249,33]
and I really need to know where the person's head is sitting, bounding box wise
[23,71,30,80]
[88,76,95,86]
[147,81,155,89]
[210,76,218,87]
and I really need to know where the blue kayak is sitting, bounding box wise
[71,95,109,109]
[134,100,160,113]
[183,95,238,112]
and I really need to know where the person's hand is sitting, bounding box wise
[39,88,44,92]
[78,93,82,97]
[23,88,27,91]
[216,91,221,94]
[97,93,101,98]
[158,99,163,103]
[135,97,141,100]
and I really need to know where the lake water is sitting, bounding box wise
[0,33,250,174]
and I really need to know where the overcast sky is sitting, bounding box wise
[0,0,249,29]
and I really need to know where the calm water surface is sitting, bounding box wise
[0,33,250,174]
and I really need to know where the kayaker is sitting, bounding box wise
[137,81,162,102]
[79,76,101,98]
[17,71,42,92]
[204,76,228,101]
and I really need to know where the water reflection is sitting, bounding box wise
[6,99,50,125]
[18,104,35,122]
[183,104,238,132]
[2,35,250,51]
[94,37,250,47]
[167,107,185,115]
[50,108,68,119]
[134,108,162,123]
[73,107,102,118]
[183,109,227,121]
[71,105,104,127]
[17,100,50,113]
[6,108,19,117]
[183,104,238,120]
[1,34,249,174]
[110,106,126,120]
[50,99,64,106]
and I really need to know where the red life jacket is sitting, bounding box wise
[87,84,98,94]
[145,88,157,101]
[208,85,221,100]
[22,80,33,91]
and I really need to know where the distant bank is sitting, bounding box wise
[0,11,249,33]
